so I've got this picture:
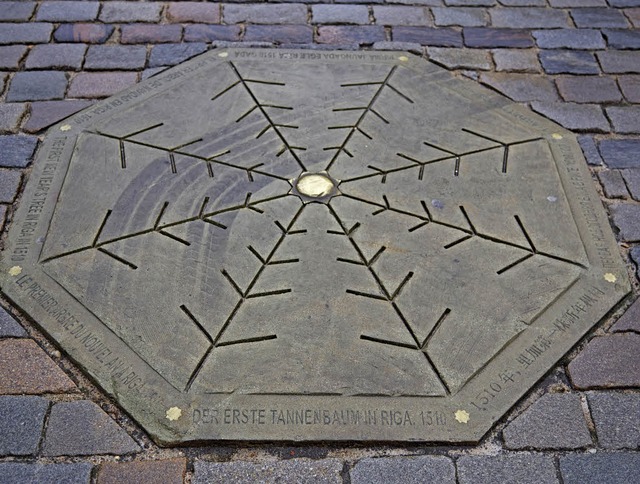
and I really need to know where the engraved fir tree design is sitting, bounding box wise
[41,58,588,396]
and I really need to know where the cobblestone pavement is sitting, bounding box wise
[0,1,639,483]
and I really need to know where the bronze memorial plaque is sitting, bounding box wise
[0,49,630,444]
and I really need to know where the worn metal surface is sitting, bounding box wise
[0,49,630,444]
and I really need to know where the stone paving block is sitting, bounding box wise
[43,400,140,456]
[97,458,187,484]
[312,5,370,24]
[0,339,76,394]
[393,26,462,46]
[374,6,431,26]
[0,2,36,21]
[621,169,640,201]
[0,306,26,337]
[502,393,592,449]
[447,0,495,5]
[560,453,640,484]
[533,29,605,50]
[350,456,456,484]
[588,392,640,449]
[599,139,640,168]
[598,170,629,198]
[428,47,492,70]
[0,463,92,484]
[539,50,599,75]
[491,7,570,28]
[149,43,208,67]
[373,41,423,52]
[549,0,606,5]
[532,102,609,131]
[604,29,640,49]
[493,48,540,72]
[54,24,114,44]
[0,135,38,167]
[611,297,640,331]
[577,135,603,166]
[631,247,640,281]
[500,0,546,5]
[25,44,86,70]
[0,168,21,202]
[0,45,27,69]
[0,103,28,133]
[556,76,622,103]
[68,72,138,99]
[120,24,182,44]
[464,28,534,47]
[244,25,313,44]
[224,4,308,24]
[607,106,640,134]
[619,75,640,102]
[6,71,67,102]
[0,23,53,45]
[481,73,558,101]
[192,458,343,483]
[36,1,99,22]
[628,8,640,28]
[610,204,640,241]
[571,8,631,28]
[598,51,640,74]
[24,100,93,133]
[316,26,386,45]
[457,454,559,484]
[100,1,162,23]
[184,25,241,42]
[432,7,488,26]
[568,333,640,387]
[84,45,147,70]
[0,396,48,456]
[167,3,221,24]
[610,0,640,5]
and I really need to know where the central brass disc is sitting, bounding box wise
[296,174,335,198]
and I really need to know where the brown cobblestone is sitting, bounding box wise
[53,24,114,44]
[97,458,187,484]
[0,339,76,394]
[166,3,221,24]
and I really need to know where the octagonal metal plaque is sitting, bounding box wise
[0,49,630,444]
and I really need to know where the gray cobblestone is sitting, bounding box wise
[68,72,137,99]
[43,400,140,456]
[100,2,162,23]
[245,25,313,44]
[149,43,208,67]
[481,73,558,101]
[556,76,622,103]
[0,23,53,45]
[317,25,386,45]
[36,1,99,22]
[533,29,605,50]
[549,0,606,5]
[0,306,26,337]
[25,44,86,70]
[500,0,546,5]
[464,28,534,47]
[374,6,431,26]
[120,24,182,44]
[446,0,495,5]
[560,453,640,484]
[571,8,630,28]
[193,458,343,483]
[491,7,570,28]
[621,169,640,201]
[0,103,27,133]
[373,41,423,52]
[631,247,640,281]
[0,135,38,167]
[503,393,592,449]
[611,297,640,331]
[577,135,603,166]
[604,29,640,49]
[6,71,67,102]
[0,2,36,21]
[539,50,599,74]
[0,168,21,202]
[458,454,559,484]
[0,396,48,456]
[607,106,640,134]
[394,26,462,46]
[598,170,630,198]
[0,45,27,69]
[619,75,640,102]
[312,5,370,24]
[433,7,487,26]
[350,456,455,484]
[599,139,640,168]
[85,45,147,70]
[24,100,92,133]
[588,392,640,449]
[185,25,241,42]
[569,333,640,387]
[224,4,308,25]
[54,24,114,44]
[493,48,540,72]
[532,102,609,131]
[598,51,640,74]
[611,204,640,241]
[0,463,92,484]
[428,47,492,69]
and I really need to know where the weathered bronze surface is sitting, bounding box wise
[0,49,630,444]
